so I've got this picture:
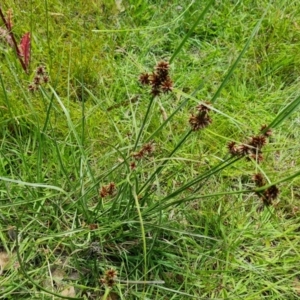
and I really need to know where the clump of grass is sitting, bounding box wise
[1,1,300,299]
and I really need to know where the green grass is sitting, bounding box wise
[1,0,300,299]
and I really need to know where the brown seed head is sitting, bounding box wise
[132,151,144,160]
[237,144,251,156]
[161,78,173,93]
[100,182,116,198]
[107,182,116,195]
[130,161,136,170]
[100,186,108,198]
[189,112,212,131]
[227,141,239,156]
[253,173,265,187]
[155,61,170,80]
[28,83,37,92]
[249,135,267,149]
[89,224,98,230]
[150,72,162,88]
[105,268,118,279]
[263,185,279,202]
[139,73,150,85]
[43,75,50,83]
[155,61,170,72]
[34,76,41,85]
[142,142,155,154]
[196,102,211,114]
[36,66,46,75]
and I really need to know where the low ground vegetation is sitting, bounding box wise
[0,1,300,299]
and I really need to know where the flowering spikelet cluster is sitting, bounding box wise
[189,102,212,131]
[99,268,118,288]
[129,142,155,170]
[28,65,49,92]
[100,182,116,198]
[139,61,173,96]
[132,142,155,160]
[227,125,272,163]
[253,173,280,206]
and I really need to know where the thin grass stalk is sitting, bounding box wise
[211,10,268,104]
[0,70,13,119]
[142,157,239,216]
[131,181,148,283]
[265,94,300,130]
[134,96,155,151]
[138,129,192,195]
[44,0,52,70]
[169,0,215,64]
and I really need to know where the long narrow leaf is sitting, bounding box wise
[265,94,300,131]
[169,0,215,64]
[211,9,268,104]
[0,176,67,193]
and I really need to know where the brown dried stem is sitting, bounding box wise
[0,6,28,73]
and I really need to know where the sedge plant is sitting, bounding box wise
[1,1,300,299]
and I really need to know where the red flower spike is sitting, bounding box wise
[19,32,30,72]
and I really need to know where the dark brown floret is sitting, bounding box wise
[107,182,116,195]
[43,75,50,83]
[36,66,46,75]
[139,61,173,97]
[132,151,144,160]
[196,102,211,114]
[139,73,150,85]
[28,83,37,92]
[100,186,108,198]
[155,61,170,72]
[132,142,155,160]
[142,142,155,154]
[100,182,116,198]
[34,76,41,85]
[105,268,118,279]
[161,78,173,93]
[155,61,170,80]
[253,173,265,187]
[227,141,239,156]
[100,268,118,288]
[249,135,267,149]
[89,224,98,230]
[130,161,136,170]
[106,278,115,288]
[156,62,169,82]
[237,144,251,156]
[150,72,162,88]
[189,112,212,131]
[263,185,279,202]
[256,185,279,207]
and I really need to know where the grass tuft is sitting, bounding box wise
[0,1,300,299]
